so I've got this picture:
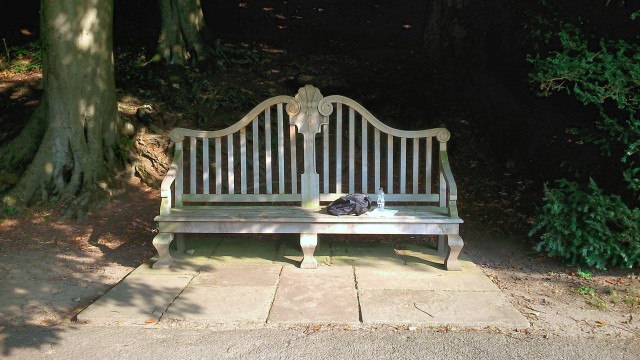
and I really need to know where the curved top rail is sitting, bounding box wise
[169,95,298,142]
[319,95,450,142]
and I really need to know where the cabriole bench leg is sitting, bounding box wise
[444,234,464,271]
[153,233,174,269]
[300,233,318,269]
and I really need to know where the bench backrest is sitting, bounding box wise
[165,85,455,212]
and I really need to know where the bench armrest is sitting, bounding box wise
[439,149,459,218]
[159,149,182,216]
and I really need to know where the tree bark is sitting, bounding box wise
[2,0,120,218]
[156,0,210,65]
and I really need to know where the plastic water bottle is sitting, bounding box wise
[377,188,385,211]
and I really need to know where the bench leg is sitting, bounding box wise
[152,233,174,269]
[437,235,446,255]
[176,233,186,253]
[299,233,318,269]
[444,234,464,271]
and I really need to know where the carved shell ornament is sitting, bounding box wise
[289,85,329,134]
[286,85,324,116]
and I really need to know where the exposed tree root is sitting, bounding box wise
[0,101,46,193]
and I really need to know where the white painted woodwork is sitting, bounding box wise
[387,134,393,194]
[155,86,463,272]
[265,108,272,194]
[277,104,285,194]
[374,128,380,192]
[240,128,247,194]
[412,138,419,194]
[335,103,342,194]
[190,136,196,194]
[203,138,209,194]
[175,141,183,207]
[322,122,329,193]
[361,117,368,193]
[215,137,221,194]
[227,134,234,194]
[426,137,432,194]
[253,117,259,194]
[290,125,298,194]
[400,137,406,194]
[349,107,355,193]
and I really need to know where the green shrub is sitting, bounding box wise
[528,20,640,192]
[529,178,640,269]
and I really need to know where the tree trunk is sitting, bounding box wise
[2,0,120,219]
[156,0,210,65]
[421,0,478,84]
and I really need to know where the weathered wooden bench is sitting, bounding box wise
[153,85,464,270]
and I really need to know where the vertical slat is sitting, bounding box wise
[412,138,419,194]
[215,137,222,194]
[265,109,272,194]
[253,118,259,193]
[400,137,406,194]
[277,104,285,194]
[439,141,446,207]
[426,137,432,194]
[374,128,380,192]
[361,117,368,193]
[335,103,342,193]
[387,134,393,194]
[176,141,183,207]
[202,138,209,194]
[227,134,234,194]
[348,107,355,193]
[323,122,329,193]
[240,128,247,194]
[290,124,298,193]
[190,136,196,194]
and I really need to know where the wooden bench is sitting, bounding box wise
[152,85,464,270]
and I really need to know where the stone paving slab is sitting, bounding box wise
[279,264,353,278]
[138,254,215,276]
[78,237,529,329]
[77,273,193,325]
[356,267,500,292]
[267,269,360,324]
[209,237,281,265]
[330,241,406,268]
[175,236,222,254]
[191,264,282,287]
[163,286,277,324]
[359,289,529,328]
